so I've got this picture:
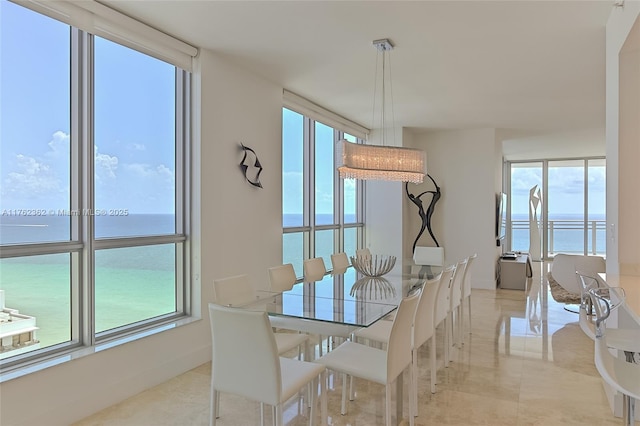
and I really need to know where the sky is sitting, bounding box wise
[510,162,606,217]
[1,1,175,215]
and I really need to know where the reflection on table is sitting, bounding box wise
[241,270,421,331]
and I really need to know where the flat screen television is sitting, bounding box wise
[496,192,507,242]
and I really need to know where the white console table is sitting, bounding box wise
[499,254,530,290]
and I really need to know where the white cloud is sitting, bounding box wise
[2,154,62,196]
[95,146,119,180]
[125,163,173,181]
[46,131,70,156]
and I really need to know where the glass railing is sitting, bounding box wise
[511,219,606,256]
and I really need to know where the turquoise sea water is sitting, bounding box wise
[0,215,176,355]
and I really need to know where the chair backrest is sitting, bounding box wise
[268,263,297,293]
[303,257,327,282]
[413,246,445,267]
[356,248,371,260]
[463,253,477,298]
[330,252,350,275]
[588,290,640,401]
[434,265,456,325]
[550,254,605,295]
[450,258,468,310]
[208,303,281,406]
[576,271,599,340]
[386,290,421,382]
[213,274,254,306]
[413,276,441,348]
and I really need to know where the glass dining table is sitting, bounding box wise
[232,269,425,426]
[235,269,422,336]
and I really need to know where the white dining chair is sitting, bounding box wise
[304,257,327,282]
[303,257,332,354]
[430,265,455,391]
[354,273,443,412]
[208,303,327,426]
[268,263,298,293]
[588,289,640,426]
[461,253,477,338]
[413,246,444,266]
[213,274,309,358]
[355,248,371,259]
[313,290,421,426]
[434,264,455,371]
[268,263,310,360]
[330,252,350,275]
[448,257,467,358]
[413,246,444,279]
[576,271,640,357]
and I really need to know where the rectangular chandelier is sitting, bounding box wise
[336,140,427,184]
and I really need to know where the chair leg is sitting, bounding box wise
[458,305,463,346]
[408,366,415,426]
[623,395,635,426]
[385,384,392,426]
[430,337,437,393]
[444,317,449,367]
[467,296,472,335]
[321,371,328,426]
[275,404,283,426]
[215,390,220,418]
[412,347,418,417]
[259,404,264,426]
[210,388,217,426]
[309,378,316,426]
[341,373,348,415]
[349,375,355,401]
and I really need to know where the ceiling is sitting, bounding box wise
[101,0,614,135]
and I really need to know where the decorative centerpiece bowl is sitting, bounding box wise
[350,254,396,277]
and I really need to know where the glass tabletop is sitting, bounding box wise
[236,270,424,328]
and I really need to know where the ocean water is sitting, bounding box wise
[509,213,606,255]
[0,214,176,356]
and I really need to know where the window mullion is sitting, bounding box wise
[75,29,96,347]
[304,117,314,259]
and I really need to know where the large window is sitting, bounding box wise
[282,108,364,278]
[0,1,190,366]
[505,158,605,258]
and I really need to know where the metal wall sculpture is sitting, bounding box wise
[405,174,441,253]
[239,143,263,188]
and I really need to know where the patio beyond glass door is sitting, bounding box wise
[507,158,605,259]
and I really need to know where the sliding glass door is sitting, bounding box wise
[505,158,605,259]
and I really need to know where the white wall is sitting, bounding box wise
[501,127,605,161]
[0,48,285,426]
[606,4,640,274]
[408,128,502,290]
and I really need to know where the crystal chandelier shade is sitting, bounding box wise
[336,38,426,184]
[336,140,427,184]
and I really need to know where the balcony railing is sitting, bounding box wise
[511,219,606,256]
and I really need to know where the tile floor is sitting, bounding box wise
[73,261,624,425]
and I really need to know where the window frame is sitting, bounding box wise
[0,4,191,371]
[504,156,606,259]
[282,107,365,278]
